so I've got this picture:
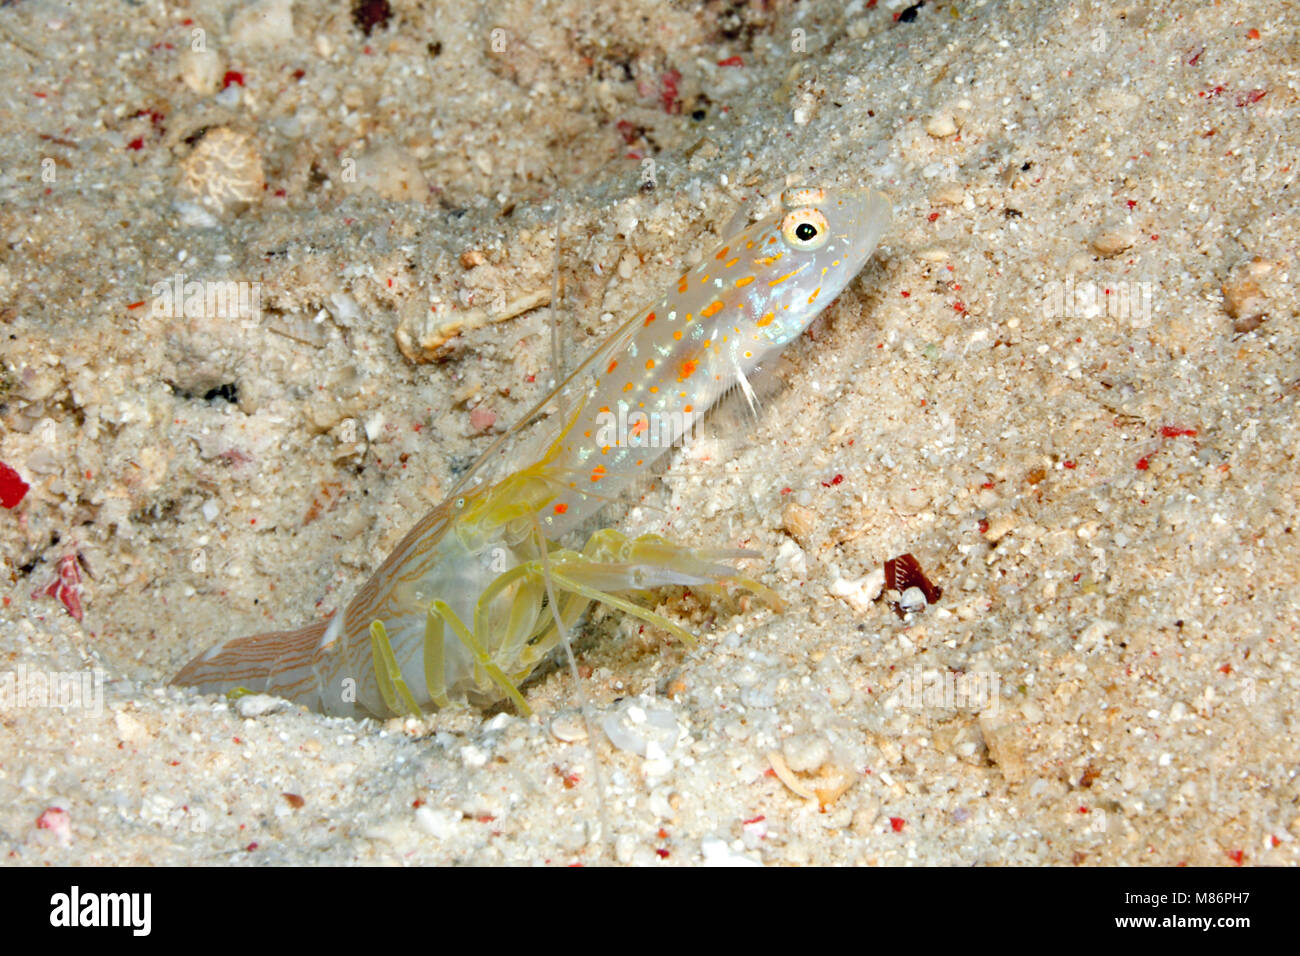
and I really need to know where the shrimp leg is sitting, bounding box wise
[369,620,424,718]
[430,598,533,714]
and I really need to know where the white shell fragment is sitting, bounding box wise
[925,112,958,138]
[1091,229,1134,257]
[234,693,288,717]
[415,807,458,840]
[178,47,224,96]
[228,0,297,47]
[549,711,589,743]
[601,696,683,757]
[898,586,928,614]
[701,838,761,867]
[781,732,830,774]
[829,568,885,613]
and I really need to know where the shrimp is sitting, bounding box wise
[172,186,892,719]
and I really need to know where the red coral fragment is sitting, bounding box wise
[659,69,681,114]
[0,462,29,508]
[36,807,72,843]
[615,119,639,145]
[32,555,85,621]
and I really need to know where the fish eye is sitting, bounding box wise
[781,207,830,250]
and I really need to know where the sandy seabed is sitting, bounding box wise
[0,0,1297,865]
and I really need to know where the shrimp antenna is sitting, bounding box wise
[549,202,565,387]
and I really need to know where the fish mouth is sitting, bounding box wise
[826,188,892,263]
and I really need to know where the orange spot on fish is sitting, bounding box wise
[645,359,656,370]
[644,311,656,325]
[590,464,607,482]
[736,275,755,287]
[701,300,724,318]
[678,358,699,381]
[757,311,775,327]
[553,502,568,515]
[607,359,619,373]
[715,246,729,260]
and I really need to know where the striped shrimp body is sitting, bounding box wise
[172,186,891,718]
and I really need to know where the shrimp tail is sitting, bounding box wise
[171,618,331,711]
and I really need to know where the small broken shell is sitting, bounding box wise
[829,568,885,613]
[177,127,264,215]
[884,553,943,619]
[1091,230,1134,257]
[1222,277,1268,332]
[601,696,682,757]
[898,586,928,614]
[767,751,857,809]
[549,711,589,743]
